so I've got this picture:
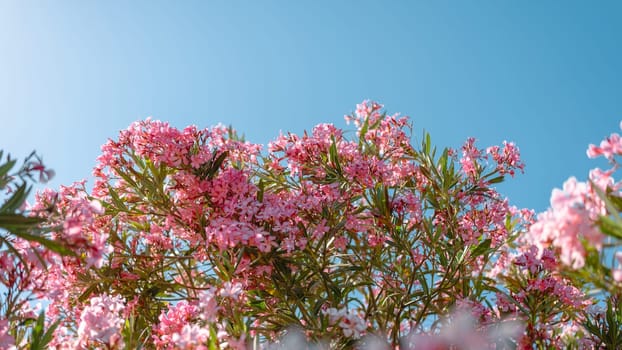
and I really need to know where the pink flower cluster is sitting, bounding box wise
[43,102,534,347]
[8,102,617,348]
[511,246,586,308]
[323,307,368,339]
[526,123,622,270]
[76,294,126,348]
[486,141,525,177]
[526,175,608,268]
[460,138,525,180]
[30,182,111,268]
[152,283,249,350]
[587,122,622,162]
[153,300,201,348]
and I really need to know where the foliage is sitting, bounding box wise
[0,104,621,349]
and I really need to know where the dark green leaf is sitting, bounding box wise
[0,213,43,228]
[0,183,30,213]
[597,216,622,240]
[0,158,16,178]
[78,283,100,302]
[487,176,505,184]
[608,193,622,212]
[29,311,59,350]
[9,229,77,256]
[359,117,370,148]
[207,151,229,180]
[471,238,492,257]
[329,136,342,173]
[257,179,264,202]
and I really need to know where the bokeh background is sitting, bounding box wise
[2,1,621,213]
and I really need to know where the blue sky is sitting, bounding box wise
[1,1,621,213]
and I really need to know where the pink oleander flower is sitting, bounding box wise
[460,137,482,179]
[323,307,367,339]
[76,294,125,348]
[26,160,55,184]
[197,288,220,323]
[527,176,605,268]
[153,301,201,349]
[513,245,557,274]
[20,102,575,348]
[338,310,367,339]
[587,125,622,161]
[170,323,210,349]
[486,141,525,177]
[219,281,244,300]
[501,246,588,345]
[31,181,113,269]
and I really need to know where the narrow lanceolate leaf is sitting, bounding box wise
[597,216,622,240]
[607,192,622,212]
[208,326,219,350]
[5,226,77,256]
[487,175,505,184]
[0,158,16,179]
[30,311,46,350]
[358,117,370,148]
[592,181,622,221]
[329,136,342,173]
[207,151,229,180]
[424,132,431,156]
[0,213,43,228]
[471,238,492,257]
[108,184,128,211]
[0,183,30,213]
[257,179,265,202]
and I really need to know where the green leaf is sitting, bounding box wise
[471,238,492,257]
[108,184,128,211]
[207,151,229,180]
[249,299,267,311]
[8,228,77,256]
[0,158,16,179]
[418,273,430,298]
[0,213,43,228]
[425,132,431,156]
[359,117,370,148]
[117,169,139,189]
[78,283,100,302]
[487,176,505,184]
[456,246,469,265]
[208,325,219,350]
[597,216,622,240]
[257,179,265,202]
[29,311,59,350]
[601,190,622,213]
[41,320,60,347]
[329,136,342,173]
[0,183,30,213]
[592,181,622,221]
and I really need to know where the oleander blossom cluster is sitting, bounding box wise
[525,174,611,268]
[76,294,126,348]
[526,122,622,271]
[3,102,620,349]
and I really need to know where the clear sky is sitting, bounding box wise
[1,1,621,213]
